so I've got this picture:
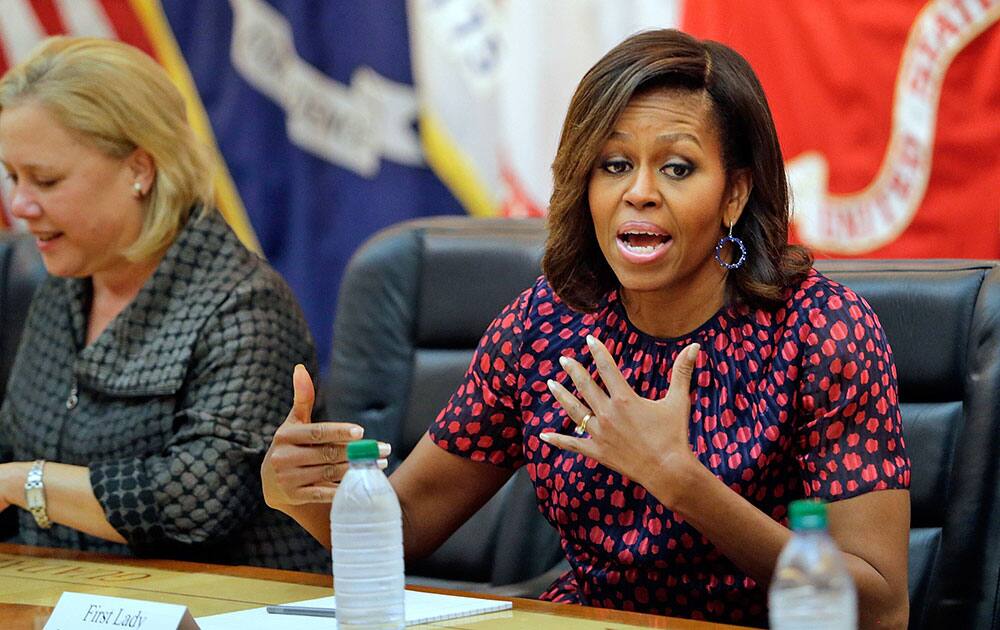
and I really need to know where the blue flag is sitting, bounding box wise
[161,0,464,371]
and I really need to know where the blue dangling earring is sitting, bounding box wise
[714,221,747,270]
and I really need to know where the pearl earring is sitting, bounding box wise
[133,182,143,197]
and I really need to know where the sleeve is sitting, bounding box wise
[794,288,911,501]
[427,285,534,469]
[88,277,318,547]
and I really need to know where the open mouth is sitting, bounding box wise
[617,230,672,254]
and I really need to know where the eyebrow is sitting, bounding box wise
[608,131,702,148]
[1,160,51,173]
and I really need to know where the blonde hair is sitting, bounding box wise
[0,36,214,261]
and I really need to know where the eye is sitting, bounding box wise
[662,162,694,179]
[34,177,59,189]
[601,158,631,175]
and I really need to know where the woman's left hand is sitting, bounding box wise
[539,335,701,505]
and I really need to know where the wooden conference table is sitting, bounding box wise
[0,543,750,629]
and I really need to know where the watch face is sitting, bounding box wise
[26,485,44,509]
[26,465,45,507]
[24,462,52,528]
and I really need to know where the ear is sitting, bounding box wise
[124,148,155,196]
[723,168,752,228]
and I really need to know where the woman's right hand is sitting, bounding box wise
[262,364,389,511]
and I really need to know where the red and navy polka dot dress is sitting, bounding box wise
[429,269,910,626]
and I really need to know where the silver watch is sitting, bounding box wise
[24,459,52,529]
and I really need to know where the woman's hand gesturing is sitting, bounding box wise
[540,336,701,508]
[261,364,389,510]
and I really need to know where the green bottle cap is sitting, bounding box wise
[788,499,828,531]
[346,439,379,461]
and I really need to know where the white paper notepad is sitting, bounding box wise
[196,590,512,629]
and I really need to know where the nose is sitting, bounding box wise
[622,164,661,210]
[9,185,43,220]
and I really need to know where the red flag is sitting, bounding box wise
[684,0,1000,257]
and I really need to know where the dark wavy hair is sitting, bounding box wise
[542,29,812,312]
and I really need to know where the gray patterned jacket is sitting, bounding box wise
[0,208,328,572]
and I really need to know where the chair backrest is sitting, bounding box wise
[324,217,562,592]
[811,259,1000,630]
[0,232,45,404]
[0,231,46,541]
[324,217,1000,623]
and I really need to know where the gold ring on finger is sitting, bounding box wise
[576,412,593,436]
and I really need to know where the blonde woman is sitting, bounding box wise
[0,37,327,571]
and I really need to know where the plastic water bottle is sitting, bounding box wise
[769,499,857,629]
[331,439,405,629]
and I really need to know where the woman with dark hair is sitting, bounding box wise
[545,32,811,311]
[262,29,910,627]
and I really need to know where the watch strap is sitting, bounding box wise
[24,459,52,529]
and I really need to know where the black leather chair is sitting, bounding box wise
[0,231,46,541]
[325,216,1000,626]
[0,231,45,403]
[811,259,1000,630]
[323,217,564,594]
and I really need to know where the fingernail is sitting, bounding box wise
[689,343,701,358]
[539,432,552,442]
[558,356,569,369]
[378,442,391,456]
[349,427,363,439]
[586,334,596,348]
[547,379,557,390]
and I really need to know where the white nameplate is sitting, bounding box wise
[45,592,199,630]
